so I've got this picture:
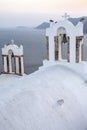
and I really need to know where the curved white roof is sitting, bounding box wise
[46,19,83,36]
[0,65,87,130]
[2,44,23,56]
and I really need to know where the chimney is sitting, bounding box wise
[49,19,54,28]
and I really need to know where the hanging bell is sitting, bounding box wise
[12,52,14,57]
[62,34,67,44]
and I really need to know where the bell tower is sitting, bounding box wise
[46,14,84,63]
[2,40,24,76]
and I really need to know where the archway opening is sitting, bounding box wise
[8,49,15,73]
[56,27,70,62]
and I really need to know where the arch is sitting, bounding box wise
[7,49,15,73]
[54,27,70,62]
[57,27,67,36]
[54,20,74,36]
[8,49,14,56]
[2,43,24,76]
[46,18,83,63]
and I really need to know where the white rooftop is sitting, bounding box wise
[0,64,87,130]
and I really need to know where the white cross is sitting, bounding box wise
[11,39,14,44]
[62,13,70,20]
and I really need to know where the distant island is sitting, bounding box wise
[35,22,50,29]
[35,17,87,34]
[16,26,28,29]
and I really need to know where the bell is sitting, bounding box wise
[12,52,14,57]
[62,34,67,44]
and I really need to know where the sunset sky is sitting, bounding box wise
[0,0,87,27]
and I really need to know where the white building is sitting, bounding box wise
[41,14,87,81]
[46,14,84,63]
[2,40,24,76]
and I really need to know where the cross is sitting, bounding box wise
[11,39,14,44]
[62,13,70,20]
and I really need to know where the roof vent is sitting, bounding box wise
[57,99,64,106]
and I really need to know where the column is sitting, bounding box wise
[76,36,83,63]
[20,56,24,75]
[70,36,76,63]
[79,40,82,62]
[76,39,79,63]
[8,54,12,73]
[76,38,81,63]
[46,36,49,60]
[67,37,70,62]
[3,56,8,72]
[49,35,55,61]
[58,35,62,60]
[54,36,58,60]
[15,57,19,74]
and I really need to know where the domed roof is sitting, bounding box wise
[0,65,87,130]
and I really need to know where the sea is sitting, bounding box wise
[0,28,46,74]
[0,28,87,74]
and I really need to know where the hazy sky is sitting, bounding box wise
[0,0,87,27]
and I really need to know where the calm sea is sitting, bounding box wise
[0,28,87,74]
[0,28,46,74]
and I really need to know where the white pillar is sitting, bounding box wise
[20,57,24,75]
[50,21,54,28]
[15,57,19,74]
[79,44,81,62]
[8,54,12,73]
[49,35,55,61]
[3,56,8,72]
[70,36,76,63]
[58,36,62,60]
[79,41,82,62]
